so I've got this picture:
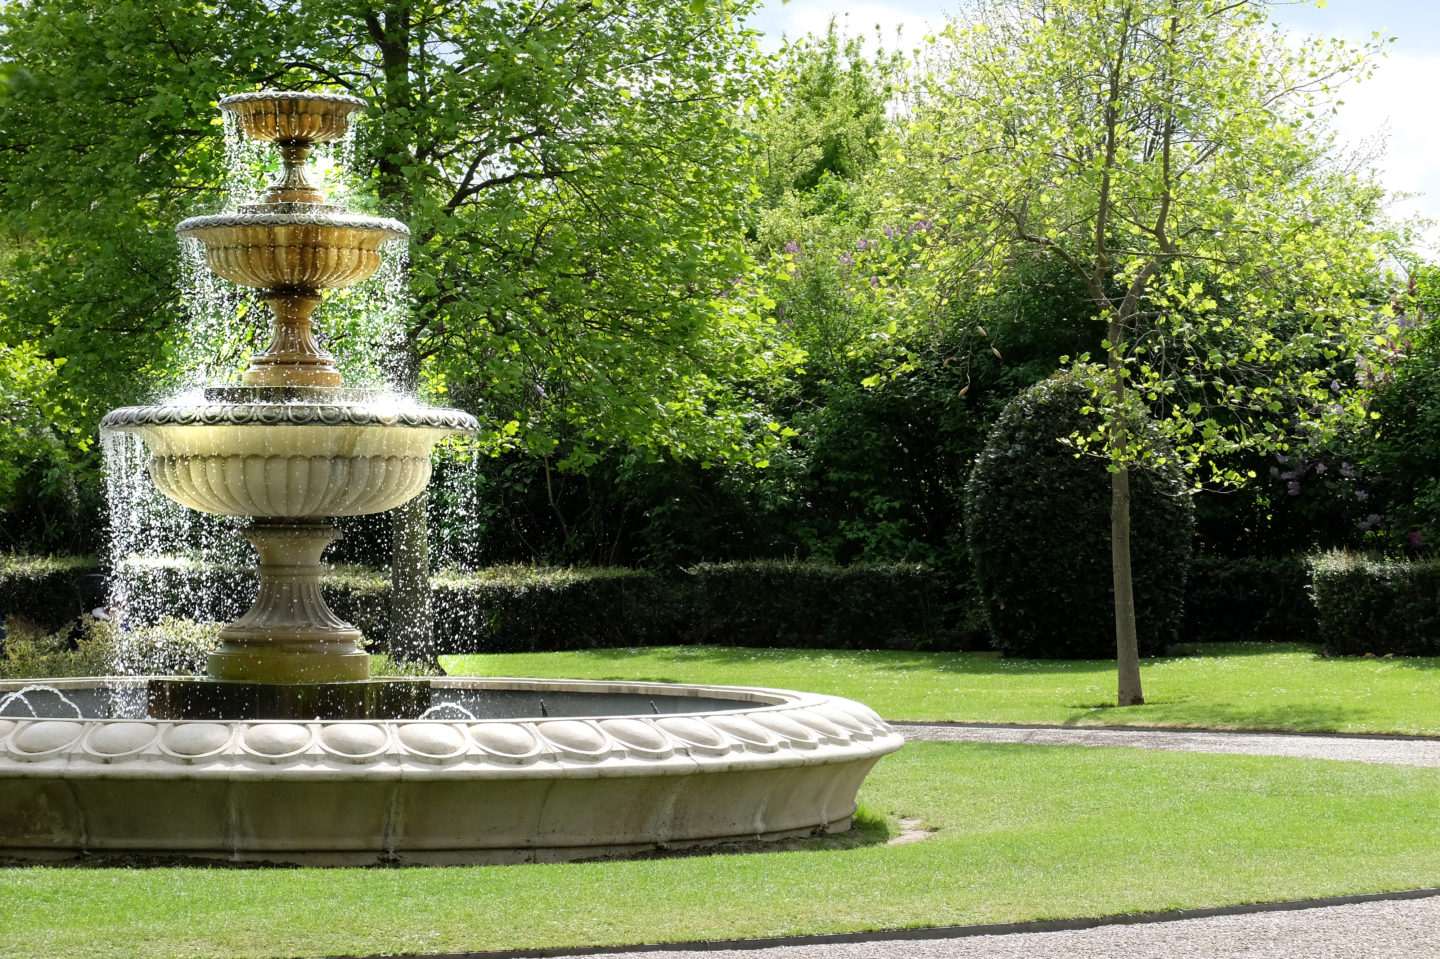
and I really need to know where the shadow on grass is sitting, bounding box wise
[1053,702,1378,733]
[1167,641,1440,671]
[1376,656,1440,671]
[1163,641,1322,658]
[500,641,1425,679]
[535,645,1122,678]
[0,811,895,871]
[605,807,894,863]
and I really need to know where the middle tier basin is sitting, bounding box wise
[101,402,477,517]
[176,212,409,291]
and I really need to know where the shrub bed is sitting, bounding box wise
[1182,554,1317,644]
[1311,552,1440,656]
[0,617,216,680]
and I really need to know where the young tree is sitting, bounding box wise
[894,0,1406,702]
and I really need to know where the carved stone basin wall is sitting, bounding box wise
[101,398,478,684]
[101,402,475,517]
[176,212,408,291]
[221,90,365,147]
[0,677,905,865]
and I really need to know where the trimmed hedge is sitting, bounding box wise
[1182,554,1317,644]
[407,562,959,653]
[965,371,1193,659]
[428,566,672,653]
[0,554,102,631]
[1311,552,1440,656]
[672,561,962,651]
[3,556,971,654]
[10,550,1344,655]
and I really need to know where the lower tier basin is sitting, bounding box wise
[0,677,903,865]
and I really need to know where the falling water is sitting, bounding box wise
[312,239,411,389]
[433,443,484,572]
[221,111,275,207]
[317,120,361,208]
[0,686,86,719]
[102,431,251,636]
[100,427,243,704]
[416,701,478,721]
[174,236,265,390]
[221,109,358,209]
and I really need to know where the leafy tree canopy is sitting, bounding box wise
[881,0,1415,703]
[890,0,1411,483]
[0,0,794,472]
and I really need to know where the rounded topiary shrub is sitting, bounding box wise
[964,369,1193,659]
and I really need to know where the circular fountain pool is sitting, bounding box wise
[0,676,903,865]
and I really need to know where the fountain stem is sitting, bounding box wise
[243,290,341,387]
[208,519,368,683]
[260,141,327,205]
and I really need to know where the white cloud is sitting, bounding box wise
[1327,52,1440,250]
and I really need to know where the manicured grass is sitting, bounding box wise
[443,642,1440,735]
[4,743,1439,959]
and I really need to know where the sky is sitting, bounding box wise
[744,0,1440,252]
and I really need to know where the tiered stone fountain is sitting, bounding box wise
[110,91,471,700]
[0,93,903,864]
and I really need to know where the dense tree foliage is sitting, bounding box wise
[0,0,798,659]
[1359,267,1440,551]
[0,0,790,461]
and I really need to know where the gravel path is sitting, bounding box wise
[566,895,1440,959]
[896,721,1440,767]
[500,725,1440,959]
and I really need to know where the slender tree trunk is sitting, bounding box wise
[1111,465,1143,705]
[387,340,437,669]
[1107,311,1144,707]
[365,6,437,669]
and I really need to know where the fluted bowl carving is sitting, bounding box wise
[219,91,367,145]
[102,403,477,518]
[176,213,409,291]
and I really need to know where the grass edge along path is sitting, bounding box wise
[442,642,1440,736]
[3,743,1440,959]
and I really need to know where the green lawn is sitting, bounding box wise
[4,742,1439,959]
[443,642,1440,735]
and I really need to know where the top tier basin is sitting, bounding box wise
[220,91,367,145]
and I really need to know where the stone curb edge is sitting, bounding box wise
[332,887,1440,959]
[888,720,1440,743]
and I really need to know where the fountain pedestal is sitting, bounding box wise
[209,520,367,683]
[243,291,339,387]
